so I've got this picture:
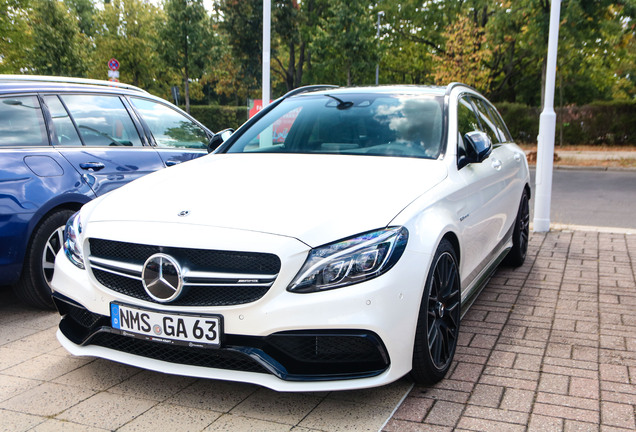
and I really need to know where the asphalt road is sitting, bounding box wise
[529,168,636,229]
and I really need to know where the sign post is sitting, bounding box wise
[108,58,120,83]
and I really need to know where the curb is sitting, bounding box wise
[530,222,635,235]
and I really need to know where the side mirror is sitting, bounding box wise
[208,128,234,153]
[464,131,492,163]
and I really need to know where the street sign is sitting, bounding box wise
[108,70,120,79]
[108,58,120,71]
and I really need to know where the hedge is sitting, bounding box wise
[188,105,250,132]
[187,101,636,146]
[496,101,636,146]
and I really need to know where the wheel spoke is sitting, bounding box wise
[422,247,462,372]
[42,226,65,284]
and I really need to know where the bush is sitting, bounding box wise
[496,101,636,146]
[496,103,540,144]
[187,105,249,132]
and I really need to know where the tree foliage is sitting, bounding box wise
[0,0,633,107]
[160,0,209,112]
[28,0,89,76]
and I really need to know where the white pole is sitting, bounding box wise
[533,0,561,232]
[262,0,271,108]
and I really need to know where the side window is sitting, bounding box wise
[471,97,501,144]
[457,97,481,166]
[60,94,142,147]
[0,96,48,147]
[486,103,513,143]
[457,97,481,137]
[43,95,82,146]
[130,98,209,149]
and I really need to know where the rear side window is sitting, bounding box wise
[0,96,48,147]
[44,95,82,146]
[130,97,209,149]
[61,94,142,147]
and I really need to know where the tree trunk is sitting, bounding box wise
[296,40,305,87]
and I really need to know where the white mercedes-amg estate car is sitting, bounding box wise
[52,84,530,391]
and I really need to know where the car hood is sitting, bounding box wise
[87,154,447,247]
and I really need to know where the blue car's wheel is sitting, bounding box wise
[15,209,74,309]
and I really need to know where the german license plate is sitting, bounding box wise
[110,303,221,348]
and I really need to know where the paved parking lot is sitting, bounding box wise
[1,228,635,431]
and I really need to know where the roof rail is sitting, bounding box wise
[281,84,338,99]
[0,74,148,93]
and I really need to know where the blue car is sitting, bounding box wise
[0,75,213,308]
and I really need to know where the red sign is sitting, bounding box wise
[249,99,266,118]
[108,58,120,71]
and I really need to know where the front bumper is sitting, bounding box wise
[51,223,430,391]
[55,293,390,382]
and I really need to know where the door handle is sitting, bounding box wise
[165,160,181,167]
[491,159,502,170]
[79,162,105,171]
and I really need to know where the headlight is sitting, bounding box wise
[288,227,408,293]
[63,211,85,269]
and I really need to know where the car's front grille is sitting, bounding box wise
[87,238,280,306]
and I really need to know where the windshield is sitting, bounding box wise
[224,93,445,159]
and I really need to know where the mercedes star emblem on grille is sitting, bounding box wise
[141,253,183,303]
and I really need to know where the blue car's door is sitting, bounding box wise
[44,93,166,196]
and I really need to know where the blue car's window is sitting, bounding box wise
[61,94,142,147]
[130,97,208,149]
[224,93,444,159]
[44,95,83,146]
[0,96,48,147]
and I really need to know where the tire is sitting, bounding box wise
[14,209,74,309]
[502,189,530,267]
[411,239,461,385]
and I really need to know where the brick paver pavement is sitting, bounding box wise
[384,230,636,431]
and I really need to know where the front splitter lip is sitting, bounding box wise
[55,329,404,392]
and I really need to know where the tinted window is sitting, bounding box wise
[471,97,501,144]
[0,96,48,147]
[457,97,481,137]
[225,94,445,159]
[44,95,82,146]
[486,103,513,143]
[130,98,208,149]
[61,94,142,147]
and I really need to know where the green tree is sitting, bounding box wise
[88,0,165,92]
[160,0,210,112]
[310,0,378,86]
[64,0,96,37]
[0,0,33,73]
[217,0,263,99]
[28,0,89,76]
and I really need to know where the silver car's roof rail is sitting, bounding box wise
[281,85,338,99]
[0,74,149,93]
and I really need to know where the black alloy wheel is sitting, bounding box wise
[411,239,461,385]
[503,190,530,267]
